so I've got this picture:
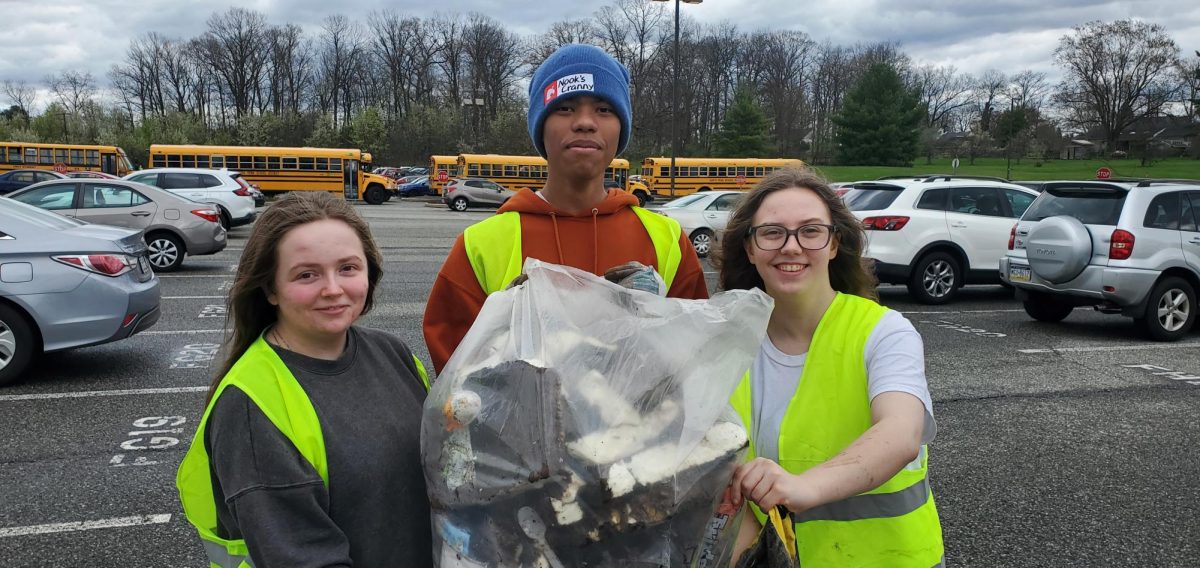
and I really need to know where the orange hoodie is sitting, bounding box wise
[423,188,710,373]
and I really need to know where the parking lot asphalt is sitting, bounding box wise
[1,199,1197,567]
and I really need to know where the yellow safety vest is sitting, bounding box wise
[731,293,944,567]
[461,207,683,295]
[176,337,429,568]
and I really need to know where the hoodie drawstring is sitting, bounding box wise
[592,208,600,275]
[550,212,566,265]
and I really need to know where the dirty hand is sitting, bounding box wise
[603,261,665,295]
[728,458,818,514]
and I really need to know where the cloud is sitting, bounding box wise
[1,0,1197,107]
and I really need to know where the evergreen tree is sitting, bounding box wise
[715,84,774,157]
[833,64,925,166]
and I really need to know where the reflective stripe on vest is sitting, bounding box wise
[730,293,944,567]
[462,207,683,295]
[202,540,255,568]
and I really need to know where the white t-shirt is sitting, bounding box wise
[749,310,937,462]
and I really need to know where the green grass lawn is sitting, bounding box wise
[806,157,1200,183]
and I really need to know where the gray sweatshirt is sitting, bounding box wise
[205,326,433,567]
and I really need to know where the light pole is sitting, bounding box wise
[1005,91,1022,181]
[652,0,702,198]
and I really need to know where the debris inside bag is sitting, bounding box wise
[423,260,774,567]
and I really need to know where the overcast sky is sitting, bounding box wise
[2,0,1198,107]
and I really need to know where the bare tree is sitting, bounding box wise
[197,7,271,118]
[462,13,523,123]
[2,80,38,124]
[912,65,974,129]
[1176,50,1200,121]
[971,69,1007,133]
[529,20,597,65]
[433,14,467,108]
[315,14,365,129]
[1010,69,1050,114]
[1053,19,1180,149]
[265,24,313,115]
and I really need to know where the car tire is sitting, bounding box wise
[907,251,960,304]
[690,228,715,258]
[634,191,649,207]
[451,197,469,212]
[1136,276,1196,342]
[218,208,231,231]
[364,185,386,205]
[146,232,185,272]
[1023,292,1073,322]
[0,303,37,386]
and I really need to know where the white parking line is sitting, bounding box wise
[1019,342,1200,354]
[0,514,172,538]
[901,309,1024,315]
[139,329,223,336]
[0,387,206,402]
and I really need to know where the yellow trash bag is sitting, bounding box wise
[734,506,798,568]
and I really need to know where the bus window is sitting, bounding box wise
[239,156,254,170]
[212,156,225,168]
[266,157,279,169]
[299,157,315,170]
[39,149,52,164]
[316,158,329,171]
[167,154,182,168]
[282,157,297,170]
[468,164,479,176]
[25,148,36,164]
[254,156,267,170]
[54,149,67,164]
[182,155,195,168]
[70,150,84,165]
[197,156,210,168]
[330,158,342,171]
[505,165,517,177]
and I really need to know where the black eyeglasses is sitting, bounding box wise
[748,223,837,251]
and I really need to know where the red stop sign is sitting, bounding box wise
[1097,167,1112,180]
[437,170,449,183]
[736,174,747,186]
[53,163,68,174]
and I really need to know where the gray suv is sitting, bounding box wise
[1000,180,1200,340]
[443,178,515,211]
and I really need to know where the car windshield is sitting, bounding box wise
[1022,187,1127,225]
[0,197,85,230]
[661,194,707,209]
[842,184,904,211]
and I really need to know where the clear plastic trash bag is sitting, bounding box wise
[422,259,773,567]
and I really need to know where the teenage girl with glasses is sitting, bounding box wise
[717,169,945,567]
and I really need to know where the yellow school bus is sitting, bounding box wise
[428,155,458,195]
[148,145,398,204]
[453,154,652,205]
[0,142,134,176]
[640,157,804,198]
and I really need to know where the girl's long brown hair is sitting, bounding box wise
[206,191,384,405]
[714,168,878,300]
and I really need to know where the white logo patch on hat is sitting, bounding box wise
[544,73,594,104]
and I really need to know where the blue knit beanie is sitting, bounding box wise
[528,44,632,157]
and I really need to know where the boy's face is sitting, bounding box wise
[543,95,621,181]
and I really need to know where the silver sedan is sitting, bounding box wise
[652,191,744,257]
[0,199,160,385]
[8,179,227,272]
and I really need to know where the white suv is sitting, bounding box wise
[1001,180,1200,341]
[843,175,1040,304]
[125,168,257,230]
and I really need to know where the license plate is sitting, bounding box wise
[138,255,151,274]
[1008,264,1030,283]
